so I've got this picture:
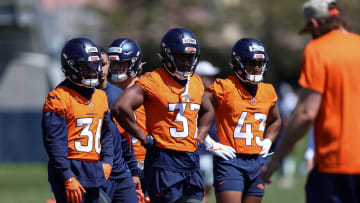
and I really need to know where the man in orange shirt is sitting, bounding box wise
[261,0,360,202]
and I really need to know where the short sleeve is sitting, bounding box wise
[42,90,67,116]
[136,72,156,98]
[298,43,325,94]
[207,79,225,105]
[269,84,278,106]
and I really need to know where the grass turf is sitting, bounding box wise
[0,163,307,203]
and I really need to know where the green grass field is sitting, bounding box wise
[0,135,310,203]
[0,163,53,203]
[0,164,307,203]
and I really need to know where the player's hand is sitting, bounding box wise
[141,134,155,149]
[261,158,281,184]
[204,135,236,160]
[65,177,86,203]
[136,188,145,203]
[260,138,272,158]
[102,163,112,180]
[132,176,141,190]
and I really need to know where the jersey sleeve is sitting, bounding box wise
[298,43,325,94]
[42,91,67,116]
[42,111,75,180]
[207,79,225,105]
[136,72,157,98]
[269,84,278,107]
[100,111,114,166]
[121,133,141,177]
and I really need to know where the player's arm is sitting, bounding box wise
[100,111,114,180]
[260,103,282,158]
[121,133,141,177]
[100,111,114,166]
[111,84,147,144]
[198,91,215,143]
[261,88,321,183]
[263,103,282,142]
[42,111,75,180]
[201,90,236,160]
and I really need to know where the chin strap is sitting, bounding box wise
[181,74,191,102]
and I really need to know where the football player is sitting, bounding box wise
[111,28,214,203]
[106,38,149,203]
[97,47,139,203]
[42,38,113,203]
[205,38,281,203]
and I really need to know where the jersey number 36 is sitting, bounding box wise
[75,118,102,153]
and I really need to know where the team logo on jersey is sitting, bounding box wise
[249,45,264,52]
[252,98,256,104]
[85,47,98,53]
[183,38,197,45]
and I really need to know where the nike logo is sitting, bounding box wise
[218,180,226,185]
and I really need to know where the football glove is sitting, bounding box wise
[102,162,112,180]
[136,189,145,203]
[65,177,86,203]
[204,135,236,160]
[141,134,155,149]
[260,138,273,158]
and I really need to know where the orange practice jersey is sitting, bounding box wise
[116,105,148,161]
[132,105,147,161]
[299,30,360,174]
[42,85,108,162]
[136,68,204,152]
[207,75,277,154]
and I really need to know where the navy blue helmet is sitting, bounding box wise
[160,27,200,80]
[61,37,102,88]
[231,38,269,83]
[107,38,142,83]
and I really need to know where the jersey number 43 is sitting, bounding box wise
[233,111,267,147]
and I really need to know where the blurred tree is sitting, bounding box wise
[88,0,360,88]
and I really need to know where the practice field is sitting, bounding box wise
[0,163,307,203]
[0,163,53,203]
[0,136,309,203]
[206,172,306,203]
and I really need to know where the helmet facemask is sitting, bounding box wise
[66,58,102,88]
[233,57,267,84]
[163,49,198,80]
[108,57,140,84]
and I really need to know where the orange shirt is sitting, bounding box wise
[132,105,147,161]
[207,75,277,154]
[299,30,360,174]
[136,68,204,152]
[117,105,148,162]
[42,85,109,162]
